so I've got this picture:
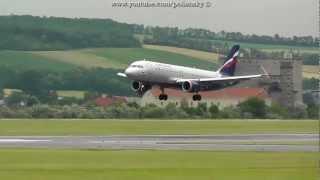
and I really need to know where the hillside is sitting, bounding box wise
[0,51,75,72]
[30,47,218,70]
[143,45,219,63]
[0,46,316,79]
[0,15,140,50]
[0,47,219,96]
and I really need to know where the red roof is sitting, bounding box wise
[150,87,268,99]
[95,96,127,107]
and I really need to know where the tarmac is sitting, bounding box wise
[0,134,318,152]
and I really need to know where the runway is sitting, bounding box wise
[0,134,318,152]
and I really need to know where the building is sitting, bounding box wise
[141,87,271,108]
[0,100,5,106]
[95,95,127,107]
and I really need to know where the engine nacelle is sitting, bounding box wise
[181,80,200,92]
[131,81,142,92]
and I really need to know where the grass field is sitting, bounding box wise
[0,50,75,72]
[0,149,318,180]
[303,65,319,79]
[32,47,218,70]
[1,47,218,72]
[143,45,219,63]
[84,48,218,70]
[56,90,86,99]
[0,119,317,136]
[1,46,317,79]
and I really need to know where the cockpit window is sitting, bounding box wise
[131,65,144,68]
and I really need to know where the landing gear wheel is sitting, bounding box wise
[159,94,168,101]
[192,94,202,101]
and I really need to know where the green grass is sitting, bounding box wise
[56,90,86,99]
[2,47,218,71]
[84,48,218,70]
[0,119,317,136]
[143,45,219,63]
[0,149,318,180]
[0,51,75,71]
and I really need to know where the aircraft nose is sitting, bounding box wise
[125,68,134,77]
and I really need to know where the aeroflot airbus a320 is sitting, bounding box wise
[117,45,265,101]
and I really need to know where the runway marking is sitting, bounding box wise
[0,135,317,152]
[90,140,157,145]
[0,139,51,143]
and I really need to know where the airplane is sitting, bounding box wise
[117,45,265,101]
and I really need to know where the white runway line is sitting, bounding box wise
[0,139,51,143]
[90,140,157,145]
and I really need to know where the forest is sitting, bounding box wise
[0,15,140,50]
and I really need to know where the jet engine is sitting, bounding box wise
[181,80,200,92]
[131,81,142,92]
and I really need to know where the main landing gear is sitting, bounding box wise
[159,87,168,101]
[192,94,202,101]
[157,87,202,101]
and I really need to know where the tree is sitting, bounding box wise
[141,104,166,118]
[267,102,289,119]
[0,90,3,99]
[15,70,48,96]
[307,105,319,119]
[0,15,141,51]
[5,92,39,107]
[209,104,220,118]
[238,97,267,118]
[164,103,188,119]
[220,106,241,119]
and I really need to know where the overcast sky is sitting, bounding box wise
[0,0,317,37]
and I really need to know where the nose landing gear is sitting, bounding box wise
[192,94,202,101]
[159,94,168,101]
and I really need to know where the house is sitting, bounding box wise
[141,87,271,108]
[0,99,5,106]
[95,95,127,107]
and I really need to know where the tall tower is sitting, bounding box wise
[279,61,295,108]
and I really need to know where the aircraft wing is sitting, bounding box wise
[176,74,262,84]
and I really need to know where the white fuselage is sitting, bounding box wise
[125,60,221,84]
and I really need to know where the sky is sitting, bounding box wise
[0,0,317,37]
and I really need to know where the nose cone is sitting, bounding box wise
[125,68,135,78]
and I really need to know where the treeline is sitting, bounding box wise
[0,15,140,50]
[302,53,319,65]
[139,26,318,62]
[0,97,318,119]
[145,33,318,63]
[303,78,319,90]
[0,66,133,98]
[0,15,317,52]
[133,25,318,47]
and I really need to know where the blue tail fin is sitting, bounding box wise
[218,45,240,76]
